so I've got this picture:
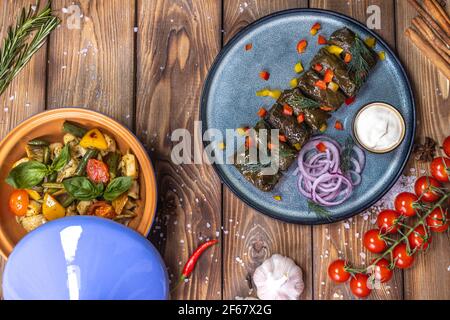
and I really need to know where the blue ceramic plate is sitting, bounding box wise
[3,216,169,300]
[201,9,415,224]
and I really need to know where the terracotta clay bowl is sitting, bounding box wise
[0,108,157,259]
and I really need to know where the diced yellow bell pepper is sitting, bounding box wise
[365,37,376,48]
[217,142,226,150]
[80,129,108,150]
[293,143,302,151]
[26,189,41,201]
[273,195,282,201]
[378,51,386,61]
[236,128,247,136]
[294,61,304,73]
[43,193,65,221]
[326,45,344,56]
[327,81,339,92]
[319,124,328,133]
[290,78,298,88]
[256,89,282,100]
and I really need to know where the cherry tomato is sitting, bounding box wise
[328,259,351,283]
[430,157,450,183]
[363,229,387,253]
[371,258,393,283]
[393,243,414,269]
[443,136,450,157]
[394,192,418,217]
[350,273,372,298]
[426,207,449,233]
[87,159,110,184]
[8,190,29,216]
[408,225,432,251]
[377,210,400,234]
[88,201,116,219]
[414,176,442,203]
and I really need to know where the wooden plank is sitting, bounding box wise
[395,0,450,300]
[309,0,403,300]
[222,0,313,300]
[47,0,135,129]
[135,0,222,299]
[0,0,49,298]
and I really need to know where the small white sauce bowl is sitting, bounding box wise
[353,102,406,154]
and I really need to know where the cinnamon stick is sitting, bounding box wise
[423,0,450,35]
[405,28,450,79]
[407,0,450,47]
[412,16,450,64]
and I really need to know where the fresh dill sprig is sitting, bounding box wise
[286,95,321,110]
[348,37,372,87]
[0,1,60,96]
[308,201,333,222]
[340,136,356,173]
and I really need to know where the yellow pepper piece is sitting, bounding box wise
[290,78,298,88]
[217,142,226,150]
[326,45,344,56]
[273,195,282,201]
[80,128,108,150]
[43,193,65,221]
[26,189,41,201]
[294,61,304,73]
[310,28,318,36]
[293,143,302,151]
[327,81,339,92]
[378,51,386,61]
[365,37,376,48]
[256,89,282,100]
[236,128,247,136]
[319,124,328,133]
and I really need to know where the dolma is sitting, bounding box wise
[277,88,330,131]
[328,27,378,86]
[310,48,359,97]
[297,70,346,111]
[266,104,312,149]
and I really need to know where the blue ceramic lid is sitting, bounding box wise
[3,216,169,300]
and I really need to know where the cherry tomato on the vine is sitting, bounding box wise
[363,229,387,253]
[377,210,400,234]
[408,225,432,251]
[371,258,393,283]
[328,259,351,283]
[414,176,442,203]
[394,192,418,217]
[9,190,29,216]
[426,207,449,233]
[443,136,450,158]
[350,273,372,298]
[430,157,450,183]
[393,243,414,269]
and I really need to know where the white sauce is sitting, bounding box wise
[355,103,404,152]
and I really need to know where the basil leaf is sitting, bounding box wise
[50,144,70,172]
[103,177,133,201]
[63,177,103,201]
[5,161,48,189]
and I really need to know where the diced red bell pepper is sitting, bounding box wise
[279,134,287,143]
[297,112,305,124]
[313,63,323,72]
[318,35,328,45]
[296,39,308,53]
[316,142,327,153]
[344,53,352,63]
[334,120,344,131]
[315,80,327,90]
[259,71,270,81]
[245,43,253,51]
[257,107,267,118]
[323,69,334,83]
[283,104,293,116]
[320,106,333,112]
[345,96,356,105]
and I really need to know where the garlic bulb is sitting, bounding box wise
[253,254,304,300]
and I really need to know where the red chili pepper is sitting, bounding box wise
[257,107,267,118]
[323,69,334,83]
[297,112,305,123]
[296,39,308,53]
[335,120,344,131]
[313,63,323,72]
[315,80,327,90]
[318,35,328,45]
[245,43,253,51]
[345,96,356,105]
[259,70,270,81]
[344,53,352,63]
[181,239,219,281]
[316,142,327,152]
[283,104,293,116]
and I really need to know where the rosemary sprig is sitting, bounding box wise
[308,201,334,222]
[348,37,372,87]
[0,1,60,96]
[340,136,356,173]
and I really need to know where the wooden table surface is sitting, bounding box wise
[0,0,449,300]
